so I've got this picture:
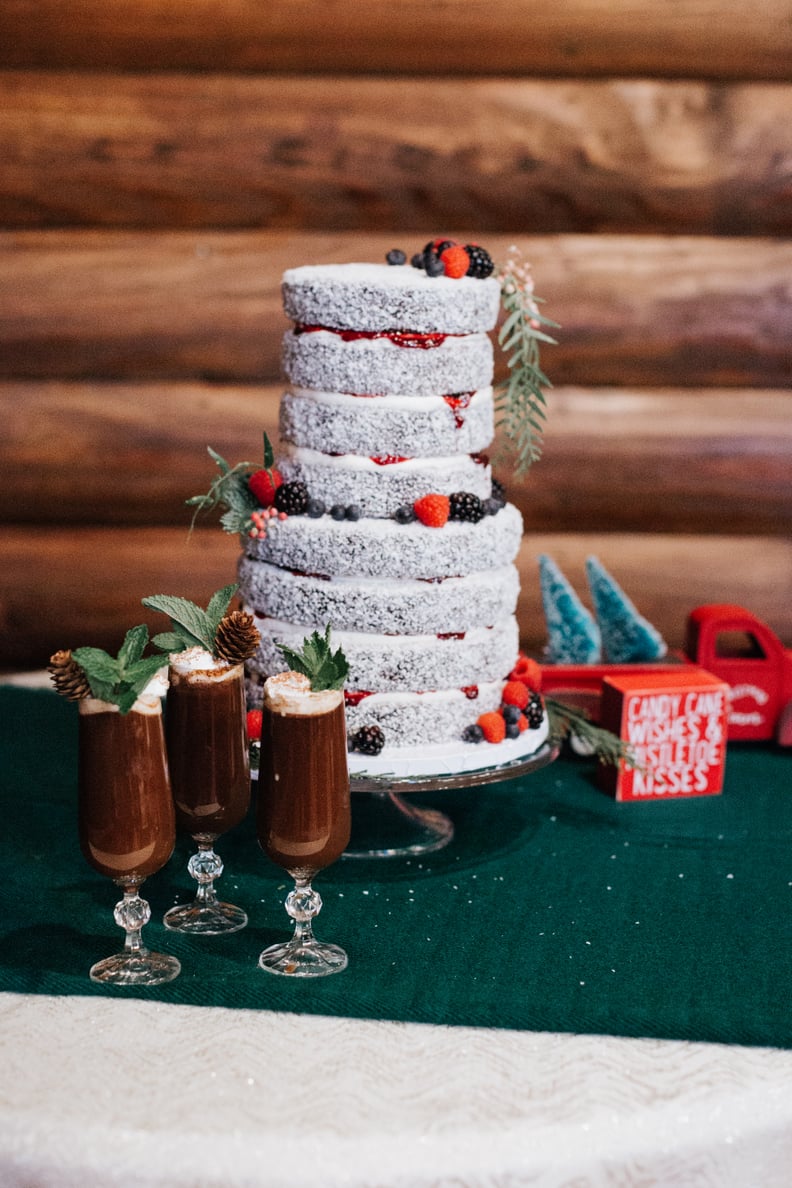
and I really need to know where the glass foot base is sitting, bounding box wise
[258,939,348,978]
[89,950,181,986]
[163,901,248,935]
[345,791,454,859]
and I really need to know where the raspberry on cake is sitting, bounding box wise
[414,494,450,528]
[248,468,282,507]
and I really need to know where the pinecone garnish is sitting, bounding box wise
[214,611,260,665]
[48,649,92,701]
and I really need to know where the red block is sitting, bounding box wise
[598,669,730,802]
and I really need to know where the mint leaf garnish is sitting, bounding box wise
[143,585,240,658]
[72,646,122,687]
[276,625,349,692]
[72,626,165,712]
[206,583,238,637]
[152,631,187,652]
[142,594,214,652]
[117,623,148,669]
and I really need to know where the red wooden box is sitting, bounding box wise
[598,668,730,801]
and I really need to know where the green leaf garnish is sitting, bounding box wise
[276,625,349,692]
[206,584,237,630]
[263,429,275,471]
[117,623,148,669]
[545,696,642,770]
[72,626,165,713]
[186,432,278,536]
[495,248,558,475]
[142,584,239,657]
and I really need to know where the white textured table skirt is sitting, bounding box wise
[1,992,792,1187]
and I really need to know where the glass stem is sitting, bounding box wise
[114,880,150,956]
[189,834,222,906]
[285,873,322,944]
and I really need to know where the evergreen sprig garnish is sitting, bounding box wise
[495,248,558,475]
[186,431,277,535]
[69,625,166,714]
[545,696,642,770]
[276,625,349,692]
[143,584,239,657]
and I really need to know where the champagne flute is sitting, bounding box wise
[163,654,251,935]
[257,671,351,977]
[78,694,181,986]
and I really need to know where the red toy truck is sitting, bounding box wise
[540,604,792,746]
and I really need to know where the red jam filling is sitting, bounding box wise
[462,686,479,699]
[438,631,466,640]
[294,323,453,349]
[442,392,474,429]
[371,454,409,466]
[289,568,331,581]
[345,690,373,706]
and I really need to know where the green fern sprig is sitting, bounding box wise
[495,250,558,475]
[545,696,642,770]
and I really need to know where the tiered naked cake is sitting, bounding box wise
[237,242,549,775]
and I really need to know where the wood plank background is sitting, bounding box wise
[2,1,791,78]
[3,75,792,234]
[0,0,790,668]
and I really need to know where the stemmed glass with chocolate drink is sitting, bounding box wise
[142,589,261,937]
[50,632,181,986]
[162,651,251,935]
[257,628,351,977]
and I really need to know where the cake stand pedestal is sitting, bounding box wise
[346,740,558,859]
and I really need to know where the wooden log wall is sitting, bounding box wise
[0,0,791,668]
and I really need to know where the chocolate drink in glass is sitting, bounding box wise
[257,671,351,976]
[163,649,251,934]
[78,690,181,985]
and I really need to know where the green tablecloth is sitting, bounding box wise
[2,686,791,1046]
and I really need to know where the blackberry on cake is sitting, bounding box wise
[274,481,309,515]
[449,491,485,523]
[351,724,386,756]
[464,245,495,279]
[525,693,545,729]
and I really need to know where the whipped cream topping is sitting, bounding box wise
[264,670,344,717]
[168,646,240,682]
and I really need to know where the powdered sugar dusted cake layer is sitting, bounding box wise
[279,387,493,457]
[278,444,491,518]
[246,675,509,748]
[282,328,494,398]
[250,615,519,695]
[238,559,519,635]
[241,502,523,580]
[282,262,501,334]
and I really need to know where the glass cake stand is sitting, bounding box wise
[345,737,558,859]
